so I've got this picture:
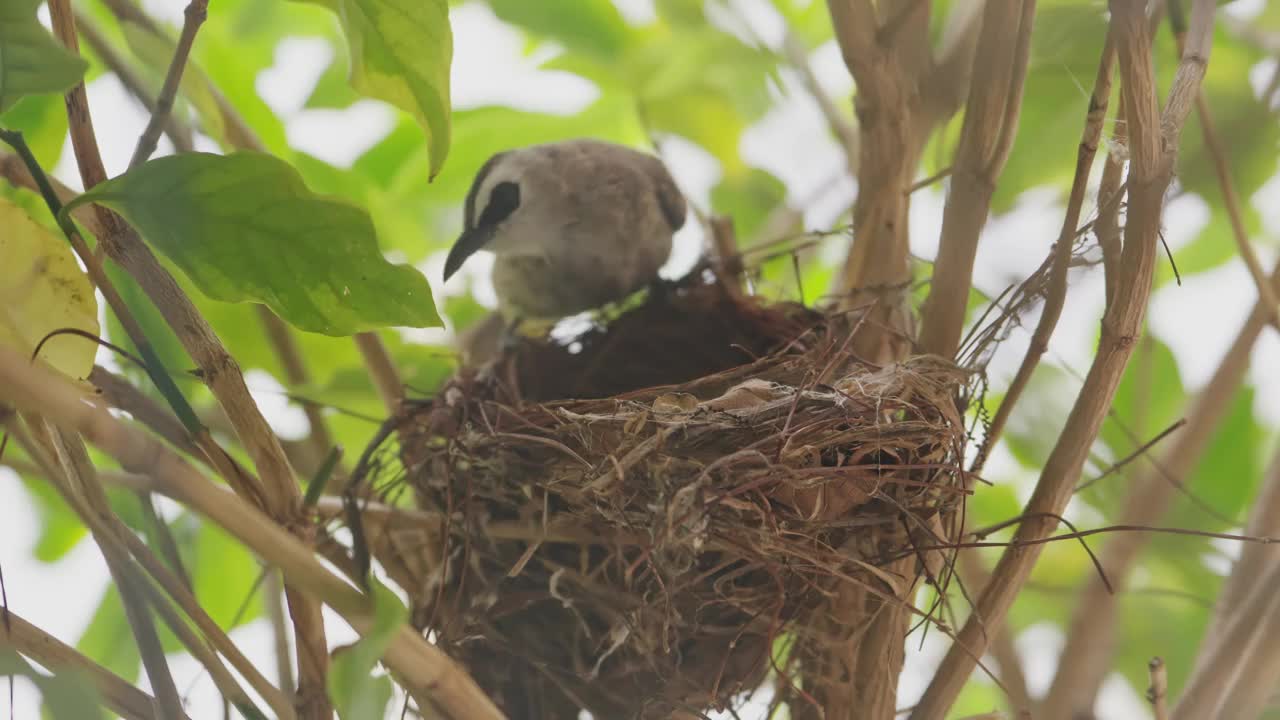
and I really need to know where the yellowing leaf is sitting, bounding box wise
[0,198,99,379]
[0,0,88,112]
[302,0,452,178]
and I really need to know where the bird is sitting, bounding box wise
[443,139,687,353]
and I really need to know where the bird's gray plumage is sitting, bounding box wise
[445,139,686,323]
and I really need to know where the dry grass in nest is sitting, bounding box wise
[358,274,971,719]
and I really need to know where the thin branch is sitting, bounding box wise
[1042,253,1280,720]
[44,5,332,709]
[1173,561,1280,719]
[918,0,1038,358]
[0,610,161,720]
[356,332,404,413]
[25,419,187,719]
[971,32,1116,474]
[129,0,208,168]
[256,306,343,477]
[1167,13,1280,328]
[1147,657,1169,720]
[909,2,1217,715]
[74,9,195,152]
[0,347,506,720]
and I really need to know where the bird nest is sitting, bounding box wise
[357,274,970,719]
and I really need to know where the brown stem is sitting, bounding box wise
[909,2,1216,715]
[45,2,330,712]
[1174,38,1280,327]
[972,32,1117,475]
[356,331,405,413]
[128,0,208,168]
[0,347,506,720]
[25,420,187,719]
[1041,261,1279,718]
[917,0,1037,358]
[0,610,161,720]
[1148,657,1169,720]
[74,10,195,152]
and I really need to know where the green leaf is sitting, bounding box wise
[984,1,1109,210]
[0,650,105,720]
[710,168,787,240]
[78,585,141,682]
[0,0,88,112]
[486,0,633,59]
[327,580,409,720]
[0,94,68,165]
[193,518,264,628]
[22,476,88,562]
[302,0,453,178]
[65,152,442,336]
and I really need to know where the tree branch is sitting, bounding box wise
[45,2,331,713]
[1040,263,1278,719]
[128,0,207,168]
[74,10,195,152]
[908,2,1216,715]
[0,610,162,720]
[0,346,505,720]
[918,0,1037,358]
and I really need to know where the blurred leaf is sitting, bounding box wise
[486,0,633,59]
[1002,363,1077,469]
[1090,338,1185,514]
[22,476,88,562]
[65,152,442,335]
[305,40,360,109]
[78,585,140,682]
[0,650,105,720]
[1162,213,1235,284]
[1174,386,1261,528]
[985,0,1109,211]
[327,580,408,720]
[710,168,787,240]
[0,0,88,112]
[194,517,264,628]
[0,94,67,166]
[1169,24,1278,231]
[301,0,453,178]
[0,197,100,380]
[103,259,194,394]
[772,0,835,49]
[118,22,227,144]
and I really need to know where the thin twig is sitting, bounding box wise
[356,332,404,413]
[74,9,195,152]
[44,2,331,710]
[129,0,208,168]
[910,2,1217,716]
[0,346,506,720]
[970,31,1116,475]
[918,0,1037,358]
[0,610,161,720]
[1147,657,1169,720]
[1170,22,1280,328]
[1042,259,1280,719]
[25,419,187,720]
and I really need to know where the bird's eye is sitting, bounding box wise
[479,181,520,227]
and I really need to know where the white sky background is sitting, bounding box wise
[5,0,1280,717]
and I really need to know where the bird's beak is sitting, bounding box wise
[443,225,496,282]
